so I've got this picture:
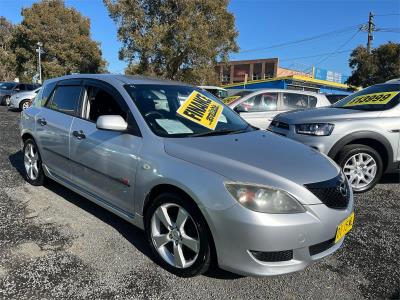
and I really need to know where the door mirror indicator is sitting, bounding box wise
[96,115,128,131]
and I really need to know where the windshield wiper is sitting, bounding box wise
[189,127,249,137]
[189,124,257,137]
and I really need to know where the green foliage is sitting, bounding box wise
[104,0,238,85]
[12,0,107,82]
[0,17,17,81]
[346,42,400,87]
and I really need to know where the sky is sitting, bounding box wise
[1,0,399,76]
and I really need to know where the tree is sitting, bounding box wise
[12,0,107,82]
[346,42,400,87]
[0,17,17,81]
[104,0,238,84]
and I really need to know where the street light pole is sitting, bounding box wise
[36,42,43,84]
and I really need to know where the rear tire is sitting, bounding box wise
[336,144,383,193]
[145,192,211,277]
[23,139,45,186]
[1,96,10,106]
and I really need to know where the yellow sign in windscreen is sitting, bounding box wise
[177,91,223,130]
[344,91,399,107]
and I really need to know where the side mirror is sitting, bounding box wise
[96,115,128,131]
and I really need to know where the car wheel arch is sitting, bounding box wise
[328,131,393,172]
[142,183,218,265]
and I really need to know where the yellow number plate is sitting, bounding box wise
[335,212,355,243]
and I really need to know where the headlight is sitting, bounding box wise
[295,123,334,136]
[225,183,305,214]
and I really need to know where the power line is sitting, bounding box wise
[314,29,362,67]
[279,49,353,62]
[374,13,400,17]
[236,23,364,54]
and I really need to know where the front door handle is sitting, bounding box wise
[37,118,47,126]
[72,130,86,140]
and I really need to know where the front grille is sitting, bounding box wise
[250,250,293,262]
[309,238,335,256]
[270,120,290,130]
[305,174,350,209]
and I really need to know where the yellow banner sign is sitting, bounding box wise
[222,95,241,105]
[177,91,223,130]
[344,91,399,107]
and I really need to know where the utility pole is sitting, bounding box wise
[367,12,374,54]
[36,42,43,84]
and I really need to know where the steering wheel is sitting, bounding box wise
[145,111,165,119]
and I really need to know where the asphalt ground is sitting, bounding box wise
[0,106,399,299]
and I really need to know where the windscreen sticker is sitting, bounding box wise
[222,95,241,105]
[344,91,399,107]
[176,91,223,130]
[155,119,193,134]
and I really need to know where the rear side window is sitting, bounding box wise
[47,86,82,116]
[282,93,308,109]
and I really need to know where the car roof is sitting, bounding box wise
[242,88,323,96]
[385,78,400,84]
[44,74,193,87]
[199,86,227,91]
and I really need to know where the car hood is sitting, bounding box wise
[276,107,380,123]
[164,130,340,192]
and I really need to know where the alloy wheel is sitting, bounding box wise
[343,152,377,190]
[150,203,200,269]
[22,101,30,110]
[24,143,39,180]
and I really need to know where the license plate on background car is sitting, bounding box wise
[335,212,355,243]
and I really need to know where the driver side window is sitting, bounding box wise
[237,93,278,112]
[83,85,126,122]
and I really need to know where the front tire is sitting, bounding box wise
[336,144,383,193]
[145,193,211,277]
[20,99,30,110]
[23,139,45,186]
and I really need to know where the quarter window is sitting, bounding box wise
[237,93,278,112]
[47,86,82,116]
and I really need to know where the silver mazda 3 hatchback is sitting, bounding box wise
[20,74,354,277]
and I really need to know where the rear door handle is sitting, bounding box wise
[37,118,47,126]
[72,130,86,140]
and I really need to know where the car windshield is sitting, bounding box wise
[125,84,253,137]
[333,83,400,111]
[0,82,17,90]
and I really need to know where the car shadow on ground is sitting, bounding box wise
[8,150,242,280]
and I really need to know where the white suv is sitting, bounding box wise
[228,89,331,129]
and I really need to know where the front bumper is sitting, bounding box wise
[9,97,20,109]
[207,195,353,276]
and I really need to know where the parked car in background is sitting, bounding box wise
[20,74,353,277]
[9,88,41,111]
[326,94,349,104]
[199,85,228,100]
[269,80,400,193]
[222,90,254,105]
[0,82,41,106]
[228,89,331,129]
